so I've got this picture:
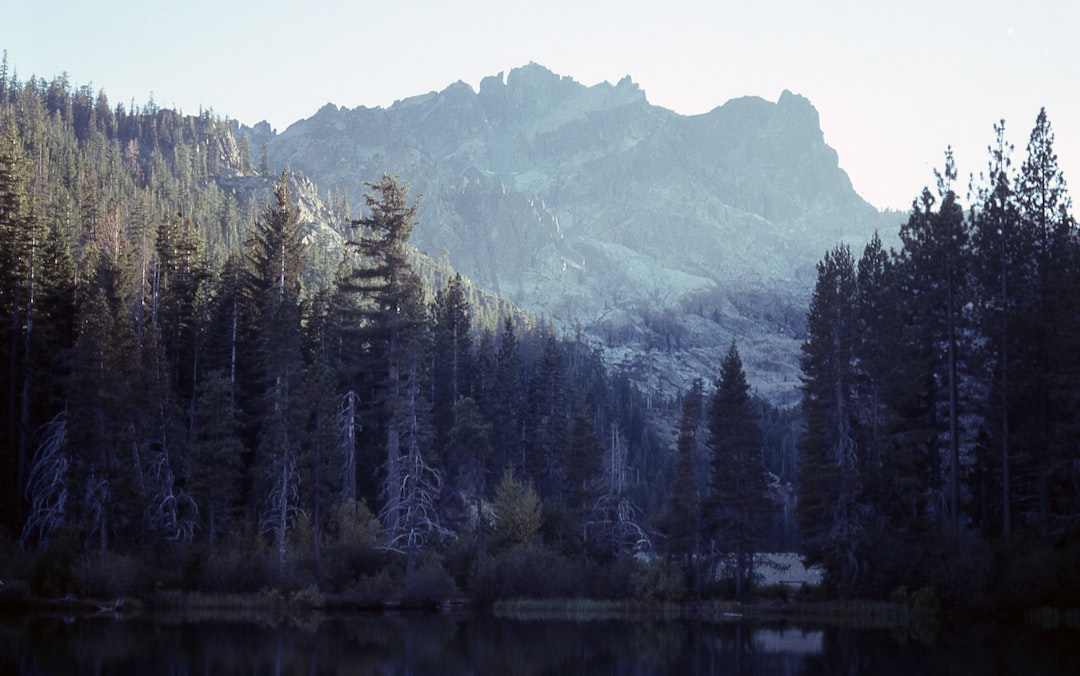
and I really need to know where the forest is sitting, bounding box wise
[798,115,1080,607]
[0,59,1077,612]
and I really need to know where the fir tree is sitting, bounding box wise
[797,245,865,590]
[665,378,705,591]
[243,170,307,576]
[706,342,769,598]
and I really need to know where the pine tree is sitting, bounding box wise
[493,467,541,549]
[491,316,523,472]
[523,332,568,500]
[706,342,769,598]
[1014,109,1076,533]
[432,273,473,464]
[0,111,44,528]
[446,396,492,555]
[970,120,1019,535]
[665,378,706,590]
[341,175,435,548]
[189,370,244,545]
[243,170,307,576]
[854,232,892,486]
[153,211,208,403]
[797,245,866,589]
[893,152,975,529]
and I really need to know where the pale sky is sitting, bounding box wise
[5,0,1078,211]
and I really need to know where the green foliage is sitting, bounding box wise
[493,468,542,549]
[196,527,276,594]
[12,64,1080,613]
[320,499,388,591]
[632,557,687,602]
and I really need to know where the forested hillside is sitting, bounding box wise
[0,66,808,601]
[2,61,1078,611]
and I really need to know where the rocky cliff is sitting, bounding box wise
[251,64,894,403]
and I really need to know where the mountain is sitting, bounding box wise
[253,63,895,404]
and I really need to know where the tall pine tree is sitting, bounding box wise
[706,342,769,598]
[797,245,866,590]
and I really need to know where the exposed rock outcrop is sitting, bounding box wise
[248,64,896,402]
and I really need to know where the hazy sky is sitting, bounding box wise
[5,0,1078,211]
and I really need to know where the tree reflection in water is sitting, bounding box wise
[1,612,1078,675]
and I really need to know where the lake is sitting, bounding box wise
[2,609,1078,674]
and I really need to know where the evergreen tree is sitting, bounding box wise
[189,370,244,545]
[152,211,208,404]
[893,153,976,529]
[970,120,1020,535]
[341,175,435,547]
[665,378,706,591]
[491,316,523,472]
[203,251,244,413]
[432,273,473,465]
[854,232,893,488]
[243,170,307,576]
[446,396,492,555]
[0,111,45,528]
[523,332,568,500]
[706,342,769,598]
[797,245,866,589]
[1013,109,1076,533]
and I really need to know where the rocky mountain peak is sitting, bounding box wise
[251,65,894,402]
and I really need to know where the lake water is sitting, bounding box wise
[2,609,1078,674]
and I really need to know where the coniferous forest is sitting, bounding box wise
[1,62,1078,613]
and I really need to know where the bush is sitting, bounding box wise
[470,545,583,601]
[994,536,1070,609]
[198,530,275,593]
[441,534,481,590]
[30,527,80,597]
[320,500,388,591]
[405,564,458,606]
[584,556,635,598]
[0,531,31,583]
[342,570,399,606]
[632,558,687,602]
[73,551,146,598]
[924,531,991,607]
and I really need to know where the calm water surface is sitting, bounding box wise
[2,609,1078,674]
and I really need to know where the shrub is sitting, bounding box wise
[994,537,1069,609]
[632,558,687,602]
[73,550,145,598]
[198,530,275,593]
[405,564,458,606]
[321,500,387,591]
[470,545,580,601]
[30,527,80,597]
[493,470,541,549]
[343,570,398,606]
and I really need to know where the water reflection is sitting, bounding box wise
[1,610,1078,675]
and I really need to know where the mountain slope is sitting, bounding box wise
[253,64,893,403]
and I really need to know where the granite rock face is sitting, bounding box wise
[254,64,894,402]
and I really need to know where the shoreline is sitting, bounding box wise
[7,582,1077,630]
